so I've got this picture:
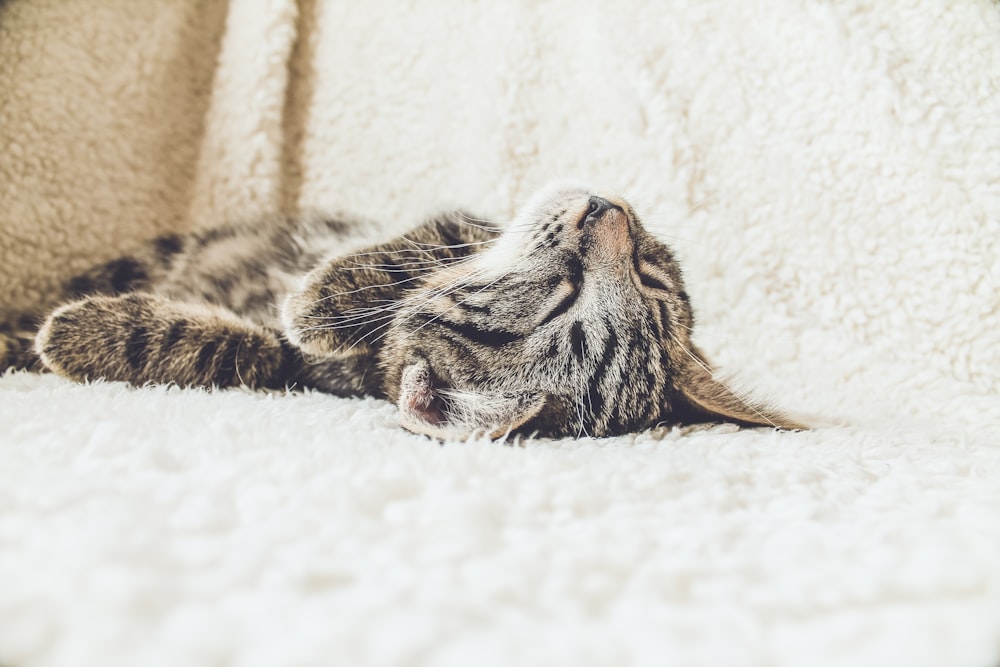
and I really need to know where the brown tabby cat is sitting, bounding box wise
[0,184,803,439]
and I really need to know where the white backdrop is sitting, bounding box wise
[1,1,999,665]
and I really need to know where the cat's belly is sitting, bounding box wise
[153,214,356,331]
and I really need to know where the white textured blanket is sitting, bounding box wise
[1,1,999,666]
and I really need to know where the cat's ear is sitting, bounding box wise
[396,358,546,440]
[673,346,806,430]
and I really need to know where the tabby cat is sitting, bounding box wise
[0,183,802,439]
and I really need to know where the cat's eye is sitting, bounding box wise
[540,282,580,325]
[635,261,670,292]
[638,272,668,291]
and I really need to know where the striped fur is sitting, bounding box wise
[4,184,803,439]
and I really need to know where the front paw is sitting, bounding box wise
[35,298,112,381]
[280,289,376,359]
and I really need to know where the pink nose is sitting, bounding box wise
[578,196,622,229]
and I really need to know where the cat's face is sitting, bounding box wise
[378,184,796,439]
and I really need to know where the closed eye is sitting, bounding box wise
[539,282,580,325]
[638,272,668,291]
[635,259,671,292]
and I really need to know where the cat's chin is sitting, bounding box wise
[396,358,546,441]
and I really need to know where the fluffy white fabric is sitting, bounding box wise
[2,1,999,666]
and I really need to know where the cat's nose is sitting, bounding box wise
[579,196,621,228]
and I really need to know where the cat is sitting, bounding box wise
[0,183,803,439]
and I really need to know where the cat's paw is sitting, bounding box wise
[281,286,376,359]
[36,294,287,388]
[34,299,98,381]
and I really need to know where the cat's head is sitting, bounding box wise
[375,183,802,439]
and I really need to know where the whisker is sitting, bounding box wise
[401,237,496,251]
[451,215,506,233]
[384,262,518,348]
[340,242,486,260]
[294,312,398,333]
[333,265,495,354]
[304,251,483,305]
[349,253,476,268]
[305,273,433,303]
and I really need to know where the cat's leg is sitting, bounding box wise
[2,234,179,376]
[283,211,497,358]
[35,293,292,389]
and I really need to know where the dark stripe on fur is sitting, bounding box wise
[107,258,148,293]
[154,234,184,262]
[273,338,302,389]
[435,317,522,347]
[658,303,672,332]
[68,275,94,296]
[539,287,579,326]
[570,320,586,360]
[125,327,150,370]
[544,336,560,359]
[435,219,466,248]
[457,301,491,315]
[586,324,620,420]
[566,256,584,286]
[163,320,188,349]
[196,338,220,375]
[216,336,242,386]
[639,349,665,423]
[644,310,662,340]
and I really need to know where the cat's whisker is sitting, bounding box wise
[305,265,459,304]
[299,308,398,327]
[453,216,506,233]
[349,251,478,267]
[296,312,398,333]
[400,237,496,253]
[375,268,486,319]
[465,215,535,229]
[341,253,479,273]
[384,262,520,349]
[334,265,495,354]
[359,271,494,348]
[331,315,402,354]
[234,335,246,386]
[298,300,403,324]
[358,261,506,350]
[340,242,489,260]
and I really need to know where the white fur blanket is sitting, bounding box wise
[1,1,999,665]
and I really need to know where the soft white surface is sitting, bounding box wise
[1,372,998,667]
[2,0,1000,666]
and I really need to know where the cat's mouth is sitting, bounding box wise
[396,356,548,440]
[399,358,447,427]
